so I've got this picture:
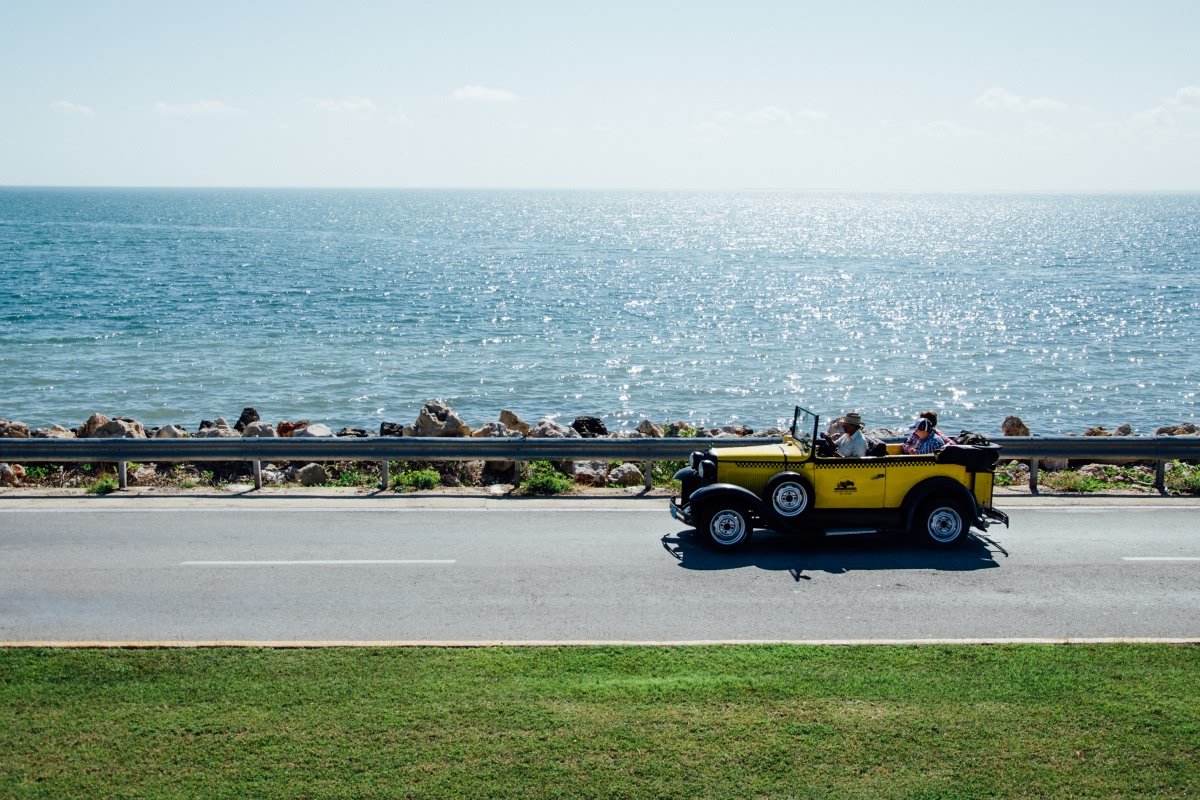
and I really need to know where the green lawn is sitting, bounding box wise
[2,645,1197,798]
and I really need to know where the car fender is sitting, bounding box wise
[688,483,771,521]
[903,477,979,529]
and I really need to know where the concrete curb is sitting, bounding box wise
[3,493,1200,510]
[2,638,1198,648]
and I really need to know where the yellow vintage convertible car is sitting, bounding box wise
[670,406,1008,549]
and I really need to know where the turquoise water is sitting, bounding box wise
[1,189,1197,434]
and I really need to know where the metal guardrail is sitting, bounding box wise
[2,434,1196,493]
[0,436,781,491]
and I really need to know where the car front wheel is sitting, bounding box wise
[698,506,753,549]
[914,498,970,548]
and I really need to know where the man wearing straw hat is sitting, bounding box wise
[835,411,867,458]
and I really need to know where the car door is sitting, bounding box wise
[812,458,887,509]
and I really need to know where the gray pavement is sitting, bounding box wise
[2,500,1199,643]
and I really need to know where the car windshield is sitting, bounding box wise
[791,405,818,458]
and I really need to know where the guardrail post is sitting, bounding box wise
[117,461,128,490]
[644,461,654,491]
[380,460,390,490]
[1029,458,1039,494]
[513,460,522,488]
[253,460,262,490]
[1155,459,1166,494]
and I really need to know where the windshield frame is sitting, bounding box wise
[790,405,819,459]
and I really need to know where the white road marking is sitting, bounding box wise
[180,559,455,565]
[1122,557,1200,561]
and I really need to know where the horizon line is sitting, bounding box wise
[2,185,1200,195]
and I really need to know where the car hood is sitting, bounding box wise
[709,443,788,461]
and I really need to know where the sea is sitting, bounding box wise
[1,189,1197,436]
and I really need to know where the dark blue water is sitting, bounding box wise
[1,189,1197,434]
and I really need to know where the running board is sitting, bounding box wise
[823,528,879,537]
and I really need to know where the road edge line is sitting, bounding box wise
[1,638,1198,648]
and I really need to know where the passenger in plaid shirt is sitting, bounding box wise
[902,417,949,454]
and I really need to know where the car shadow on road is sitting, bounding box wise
[662,528,1006,578]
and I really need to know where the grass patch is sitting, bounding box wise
[1040,471,1108,493]
[652,459,687,490]
[521,460,572,495]
[393,467,440,492]
[85,476,118,495]
[0,645,1197,798]
[1166,461,1200,494]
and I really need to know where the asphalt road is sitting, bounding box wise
[2,502,1199,642]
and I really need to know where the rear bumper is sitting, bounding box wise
[979,506,1010,529]
[669,497,693,526]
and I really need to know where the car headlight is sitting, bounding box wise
[698,459,716,483]
[690,451,704,471]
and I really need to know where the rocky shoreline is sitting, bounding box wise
[1,404,1199,495]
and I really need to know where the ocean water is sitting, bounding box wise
[1,189,1197,435]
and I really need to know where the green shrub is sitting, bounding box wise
[522,461,572,495]
[24,465,52,481]
[395,468,440,492]
[1166,462,1200,494]
[653,459,687,490]
[87,476,119,495]
[1040,471,1106,493]
[331,466,376,487]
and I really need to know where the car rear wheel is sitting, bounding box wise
[697,506,753,550]
[914,498,970,548]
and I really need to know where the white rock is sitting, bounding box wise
[499,410,531,436]
[33,424,76,439]
[609,463,644,487]
[531,418,581,439]
[1,463,21,486]
[196,418,239,438]
[296,463,328,485]
[636,420,664,438]
[241,421,278,438]
[434,410,471,437]
[91,419,147,439]
[472,421,509,438]
[0,419,30,438]
[154,424,189,439]
[573,460,610,486]
[77,413,110,439]
[292,423,334,438]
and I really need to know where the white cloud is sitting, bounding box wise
[1166,86,1200,109]
[974,87,1068,112]
[1131,85,1200,128]
[693,105,828,143]
[49,100,94,116]
[450,85,519,103]
[155,100,244,116]
[916,119,984,139]
[742,105,829,126]
[305,96,377,115]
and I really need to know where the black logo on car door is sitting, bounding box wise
[834,480,857,494]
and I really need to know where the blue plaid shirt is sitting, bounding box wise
[902,429,949,454]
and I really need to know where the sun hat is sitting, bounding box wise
[843,412,863,427]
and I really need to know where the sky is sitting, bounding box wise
[1,1,1198,190]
